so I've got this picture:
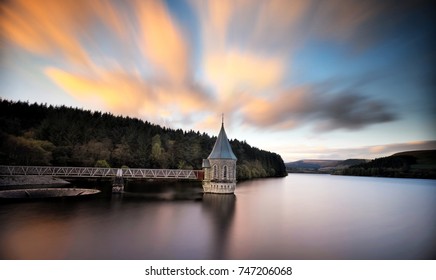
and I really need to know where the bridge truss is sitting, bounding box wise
[0,166,201,180]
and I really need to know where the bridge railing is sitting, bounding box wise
[0,166,116,177]
[0,165,202,180]
[121,168,198,179]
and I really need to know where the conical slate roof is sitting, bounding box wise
[208,123,237,160]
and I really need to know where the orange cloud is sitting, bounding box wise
[369,145,386,154]
[45,67,151,115]
[197,49,285,131]
[136,0,190,83]
[45,65,211,126]
[2,0,410,134]
[1,0,92,65]
[190,0,234,49]
[89,1,127,41]
[191,0,309,53]
[0,0,130,66]
[2,0,208,126]
[242,86,313,129]
[204,50,284,97]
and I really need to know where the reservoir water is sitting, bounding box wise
[1,174,435,259]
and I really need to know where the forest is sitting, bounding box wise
[0,99,287,180]
[335,150,436,179]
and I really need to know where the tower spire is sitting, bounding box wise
[202,117,237,194]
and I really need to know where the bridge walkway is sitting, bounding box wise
[0,166,203,180]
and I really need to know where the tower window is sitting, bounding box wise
[213,165,218,178]
[223,165,228,179]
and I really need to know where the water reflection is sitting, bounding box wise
[1,175,435,259]
[122,180,203,201]
[0,201,82,259]
[202,194,236,259]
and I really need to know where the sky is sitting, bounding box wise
[1,0,435,162]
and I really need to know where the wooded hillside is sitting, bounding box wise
[0,99,287,180]
[336,150,436,179]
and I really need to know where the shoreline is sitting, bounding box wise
[0,176,70,187]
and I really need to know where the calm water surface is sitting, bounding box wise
[1,174,435,259]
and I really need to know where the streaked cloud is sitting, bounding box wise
[281,140,436,161]
[1,0,212,127]
[242,85,397,131]
[1,0,434,155]
[204,50,284,96]
[189,0,427,131]
[45,65,212,125]
[363,140,436,157]
[137,0,190,83]
[314,91,397,131]
[1,0,90,65]
[2,0,426,131]
[45,67,151,116]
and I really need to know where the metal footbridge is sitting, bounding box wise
[0,166,203,180]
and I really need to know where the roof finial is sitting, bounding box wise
[221,113,224,126]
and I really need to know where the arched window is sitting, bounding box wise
[213,165,218,178]
[223,165,228,179]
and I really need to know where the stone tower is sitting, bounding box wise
[202,118,237,194]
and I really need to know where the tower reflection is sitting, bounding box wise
[202,193,236,259]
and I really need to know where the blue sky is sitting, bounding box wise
[1,0,435,161]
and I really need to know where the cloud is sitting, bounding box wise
[0,0,129,66]
[2,0,431,135]
[136,0,190,83]
[203,50,284,96]
[241,85,397,131]
[1,0,212,127]
[331,140,436,159]
[1,0,190,81]
[45,65,212,126]
[1,0,90,65]
[298,0,434,51]
[45,67,152,116]
[187,1,293,131]
[190,0,428,54]
[306,0,383,44]
[315,92,397,131]
[190,0,309,53]
[365,140,436,156]
[242,86,313,129]
[281,140,436,161]
[189,0,410,133]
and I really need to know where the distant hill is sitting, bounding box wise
[285,160,337,170]
[337,150,436,179]
[286,159,367,173]
[393,150,436,165]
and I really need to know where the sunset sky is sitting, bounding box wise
[1,0,435,161]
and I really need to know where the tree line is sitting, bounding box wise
[0,99,287,180]
[334,154,436,179]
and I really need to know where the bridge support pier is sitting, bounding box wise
[112,169,124,193]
